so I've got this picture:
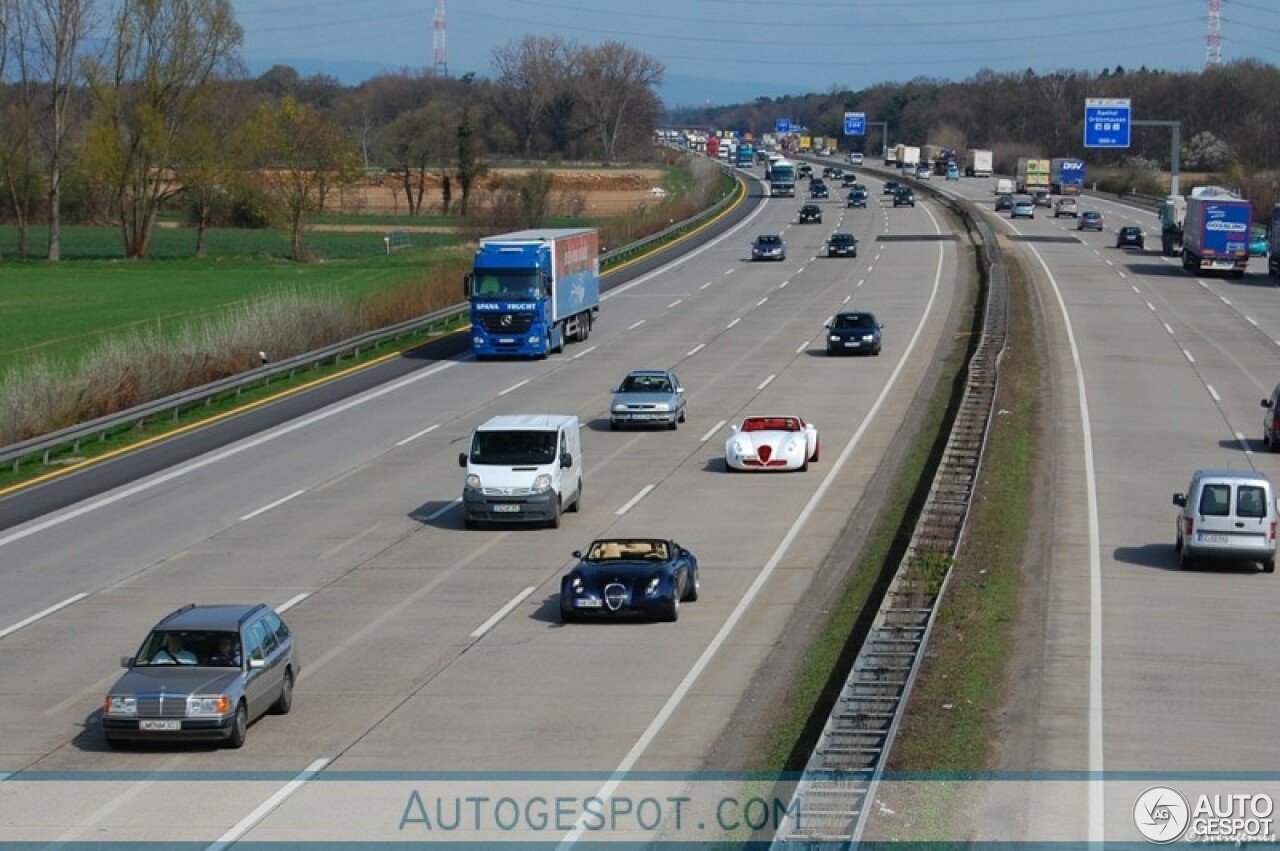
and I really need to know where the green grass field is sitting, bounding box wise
[0,224,468,372]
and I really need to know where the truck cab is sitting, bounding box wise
[459,415,583,529]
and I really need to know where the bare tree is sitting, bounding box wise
[81,0,243,259]
[577,41,663,162]
[490,35,575,158]
[31,0,95,261]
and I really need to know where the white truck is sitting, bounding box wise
[459,415,584,529]
[966,149,993,178]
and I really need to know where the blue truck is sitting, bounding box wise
[735,144,755,169]
[465,228,600,358]
[1181,190,1252,277]
[1050,157,1086,195]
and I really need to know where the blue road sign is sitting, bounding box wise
[1084,98,1131,148]
[775,118,791,134]
[844,112,866,136]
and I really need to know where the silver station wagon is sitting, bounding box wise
[102,603,300,748]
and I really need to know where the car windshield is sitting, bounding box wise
[136,630,241,667]
[470,270,541,299]
[586,540,670,561]
[756,236,781,246]
[469,429,557,465]
[832,313,876,330]
[831,235,854,244]
[742,417,801,432]
[619,374,672,394]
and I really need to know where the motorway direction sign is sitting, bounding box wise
[843,112,866,136]
[775,118,792,134]
[1084,98,1131,148]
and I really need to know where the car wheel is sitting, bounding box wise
[661,592,680,623]
[678,407,686,424]
[104,734,126,750]
[811,439,821,463]
[568,480,582,513]
[272,668,294,715]
[559,602,578,624]
[464,517,479,530]
[1265,559,1276,574]
[1179,549,1195,571]
[1174,533,1183,554]
[610,421,620,431]
[683,570,700,602]
[668,418,678,431]
[225,702,248,749]
[548,497,561,530]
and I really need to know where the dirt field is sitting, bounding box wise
[326,167,669,218]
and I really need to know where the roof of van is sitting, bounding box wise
[1191,469,1273,482]
[477,414,579,431]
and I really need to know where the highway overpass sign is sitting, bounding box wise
[775,118,791,134]
[843,112,866,136]
[1084,98,1131,148]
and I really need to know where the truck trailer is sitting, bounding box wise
[1015,158,1051,194]
[1050,157,1086,195]
[465,228,600,358]
[1180,189,1251,277]
[965,149,993,178]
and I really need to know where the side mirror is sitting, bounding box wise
[249,658,266,670]
[120,656,134,668]
[572,550,583,559]
[462,273,473,298]
[730,425,740,434]
[1172,493,1187,507]
[458,453,468,468]
[1263,398,1272,409]
[560,453,573,469]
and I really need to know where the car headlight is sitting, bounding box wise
[829,334,841,342]
[571,575,583,593]
[644,576,662,596]
[787,440,804,454]
[652,403,670,412]
[465,474,482,490]
[731,440,750,455]
[862,334,876,342]
[104,696,136,715]
[187,695,231,716]
[531,474,552,493]
[612,403,628,412]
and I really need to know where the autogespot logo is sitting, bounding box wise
[1134,786,1190,843]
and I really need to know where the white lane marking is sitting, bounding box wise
[206,758,330,851]
[687,343,706,357]
[700,420,726,443]
[277,592,309,614]
[796,341,809,354]
[843,294,852,304]
[628,319,646,330]
[1130,285,1140,294]
[560,200,951,851]
[667,299,682,308]
[723,268,734,276]
[1247,316,1258,327]
[1164,323,1175,335]
[615,484,655,516]
[1237,432,1253,454]
[727,318,741,329]
[779,280,789,288]
[1021,230,1106,844]
[396,423,439,446]
[1219,296,1231,305]
[1208,385,1221,402]
[1183,349,1196,364]
[700,281,713,290]
[757,374,776,391]
[858,278,866,287]
[1146,302,1156,311]
[571,346,597,360]
[1118,272,1126,279]
[499,378,530,396]
[470,586,537,639]
[1103,258,1113,266]
[1198,280,1209,288]
[757,297,769,307]
[240,489,305,521]
[427,498,461,521]
[0,359,460,549]
[0,593,88,640]
[797,265,807,274]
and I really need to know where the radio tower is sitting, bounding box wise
[432,0,449,77]
[1205,0,1223,69]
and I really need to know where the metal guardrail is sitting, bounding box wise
[770,186,1011,847]
[0,172,744,473]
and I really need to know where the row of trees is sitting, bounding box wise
[0,2,665,261]
[674,61,1280,179]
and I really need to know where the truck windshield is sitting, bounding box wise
[471,271,541,299]
[470,430,557,465]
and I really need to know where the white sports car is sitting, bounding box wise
[724,416,820,472]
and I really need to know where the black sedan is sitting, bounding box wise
[798,203,823,224]
[1116,226,1145,249]
[559,538,700,622]
[810,181,829,199]
[995,194,1014,211]
[882,180,900,195]
[847,188,869,208]
[826,233,859,257]
[825,310,882,356]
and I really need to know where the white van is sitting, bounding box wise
[1173,469,1277,572]
[994,178,1014,195]
[459,415,583,529]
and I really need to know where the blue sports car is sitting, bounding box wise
[559,538,700,622]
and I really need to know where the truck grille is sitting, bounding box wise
[478,313,533,334]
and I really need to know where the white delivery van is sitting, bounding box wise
[459,414,583,529]
[994,178,1014,195]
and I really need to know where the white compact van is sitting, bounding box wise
[459,414,583,529]
[994,178,1014,195]
[1173,469,1277,572]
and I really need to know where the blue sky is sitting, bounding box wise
[231,0,1280,107]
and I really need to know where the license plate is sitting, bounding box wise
[574,599,602,608]
[845,341,861,347]
[1197,533,1230,544]
[140,720,181,731]
[633,414,658,420]
[493,504,520,513]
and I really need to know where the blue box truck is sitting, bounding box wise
[1182,191,1252,278]
[465,228,600,358]
[1050,157,1086,195]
